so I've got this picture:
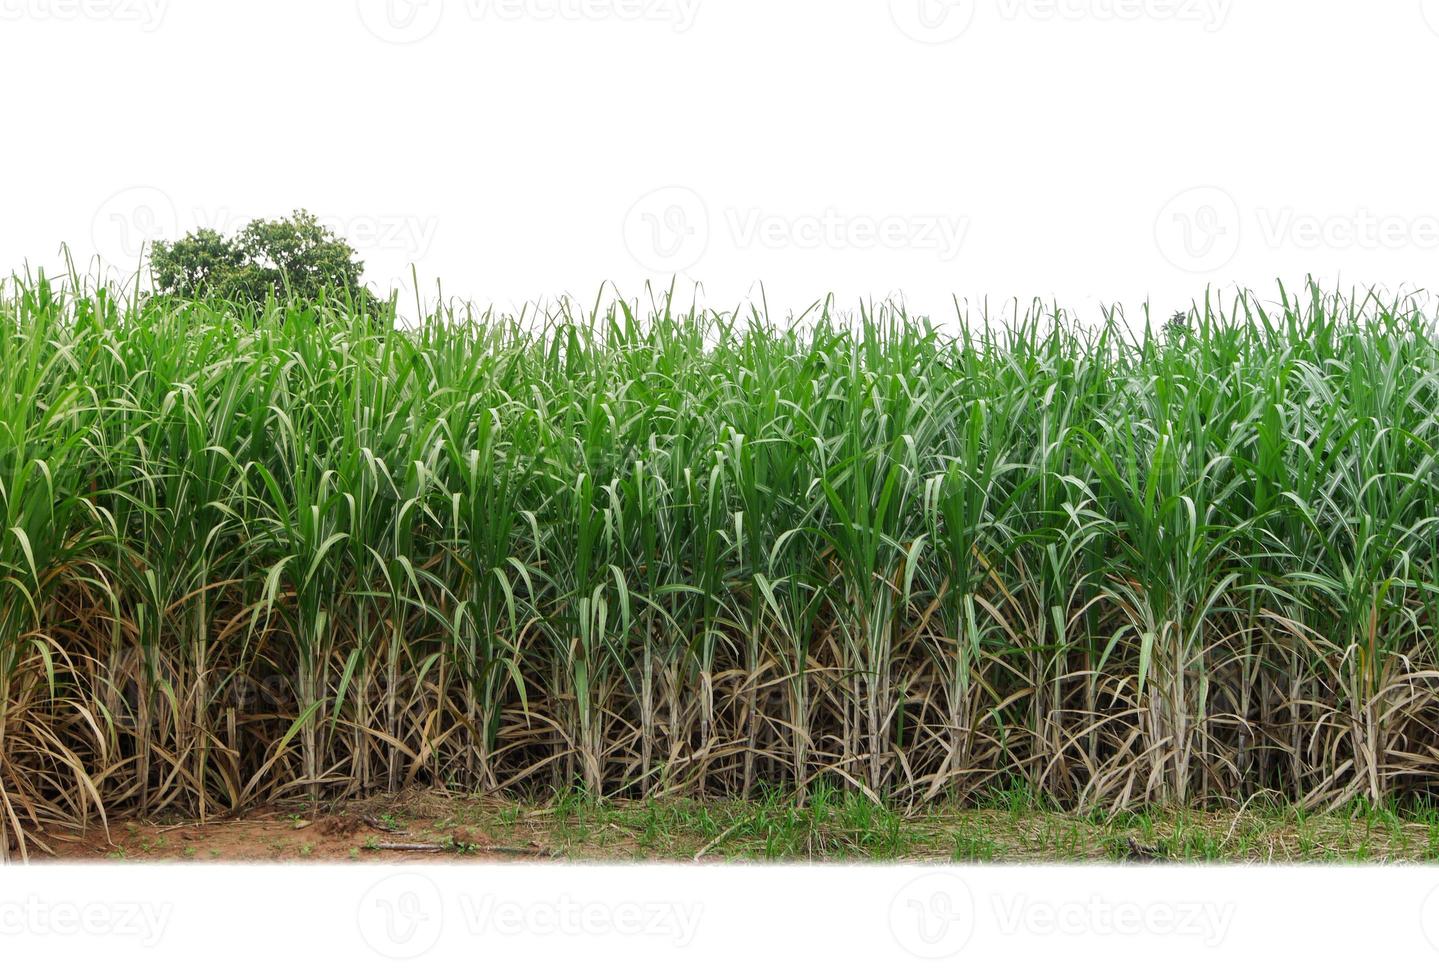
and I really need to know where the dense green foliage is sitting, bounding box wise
[150,210,376,310]
[3,276,1439,855]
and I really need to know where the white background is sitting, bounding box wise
[3,0,1439,319]
[4,864,1439,973]
[5,0,1439,971]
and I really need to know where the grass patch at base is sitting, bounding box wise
[54,789,1439,864]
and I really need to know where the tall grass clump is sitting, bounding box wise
[4,274,1439,856]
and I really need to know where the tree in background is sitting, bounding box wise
[151,210,381,312]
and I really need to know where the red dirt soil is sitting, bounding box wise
[26,808,540,863]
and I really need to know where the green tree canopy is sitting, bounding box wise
[151,210,380,312]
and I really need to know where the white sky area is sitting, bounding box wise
[3,0,1438,325]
